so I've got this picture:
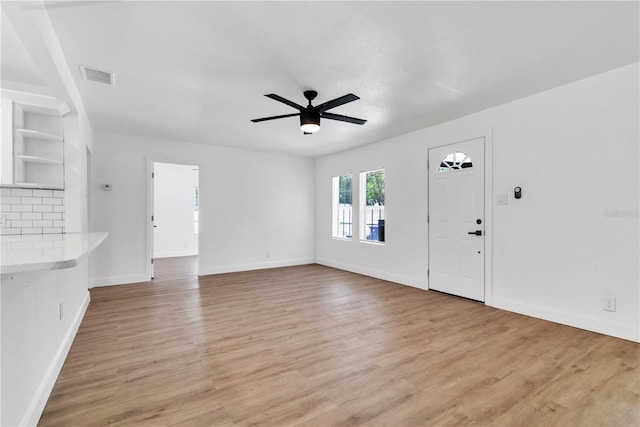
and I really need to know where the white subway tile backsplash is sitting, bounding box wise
[33,190,53,197]
[2,196,22,204]
[33,220,53,228]
[12,220,33,228]
[1,189,65,234]
[22,228,43,234]
[22,213,43,220]
[33,205,53,213]
[1,228,21,235]
[21,197,43,205]
[42,212,62,220]
[11,188,33,196]
[42,197,62,205]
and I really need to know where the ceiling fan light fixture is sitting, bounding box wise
[300,123,320,133]
[300,109,320,133]
[251,90,366,133]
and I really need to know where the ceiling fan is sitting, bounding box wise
[251,90,366,135]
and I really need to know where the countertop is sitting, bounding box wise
[1,232,108,274]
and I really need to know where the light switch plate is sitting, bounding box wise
[496,193,509,205]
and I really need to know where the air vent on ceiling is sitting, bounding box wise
[79,65,115,86]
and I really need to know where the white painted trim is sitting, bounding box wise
[491,296,640,343]
[22,290,90,427]
[146,159,154,281]
[89,273,150,288]
[484,129,494,306]
[199,258,315,276]
[153,250,198,259]
[146,158,201,281]
[316,257,425,290]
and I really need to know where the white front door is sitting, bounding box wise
[428,137,485,301]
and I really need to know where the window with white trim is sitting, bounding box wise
[359,169,385,242]
[438,151,473,172]
[332,175,352,239]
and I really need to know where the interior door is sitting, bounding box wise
[428,137,485,301]
[150,164,155,279]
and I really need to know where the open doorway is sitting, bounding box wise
[151,162,199,281]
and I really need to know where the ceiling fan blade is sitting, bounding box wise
[316,93,360,113]
[321,112,367,125]
[251,113,300,123]
[265,94,305,111]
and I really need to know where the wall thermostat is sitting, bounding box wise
[102,184,112,191]
[514,186,522,199]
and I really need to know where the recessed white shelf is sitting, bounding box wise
[15,155,63,165]
[13,182,41,187]
[2,91,66,190]
[15,128,63,142]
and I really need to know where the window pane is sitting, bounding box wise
[333,175,352,239]
[194,187,199,234]
[360,169,385,242]
[438,151,473,173]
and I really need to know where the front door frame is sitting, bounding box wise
[427,133,493,305]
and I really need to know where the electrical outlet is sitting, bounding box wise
[59,302,64,320]
[603,296,616,312]
[496,193,508,205]
[265,251,271,259]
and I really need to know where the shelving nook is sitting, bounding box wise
[1,90,70,189]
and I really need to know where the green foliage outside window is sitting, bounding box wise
[338,175,352,204]
[365,170,384,206]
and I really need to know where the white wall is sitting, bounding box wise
[153,162,199,258]
[1,265,89,427]
[1,4,94,425]
[90,132,315,286]
[315,63,639,342]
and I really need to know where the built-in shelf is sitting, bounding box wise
[1,91,66,190]
[13,182,46,187]
[15,155,63,165]
[15,128,64,142]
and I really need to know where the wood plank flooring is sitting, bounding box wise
[39,259,639,426]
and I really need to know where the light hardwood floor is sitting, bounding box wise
[39,258,639,426]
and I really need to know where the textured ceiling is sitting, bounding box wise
[13,1,640,157]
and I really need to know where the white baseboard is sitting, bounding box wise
[22,290,90,427]
[89,273,149,288]
[153,250,198,259]
[316,258,425,290]
[491,296,640,343]
[199,258,315,276]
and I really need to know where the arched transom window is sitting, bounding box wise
[437,151,473,173]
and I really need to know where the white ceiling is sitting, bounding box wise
[13,1,640,157]
[1,9,50,93]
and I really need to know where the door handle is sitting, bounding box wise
[468,230,482,236]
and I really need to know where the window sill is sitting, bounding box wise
[332,237,353,242]
[360,240,385,246]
